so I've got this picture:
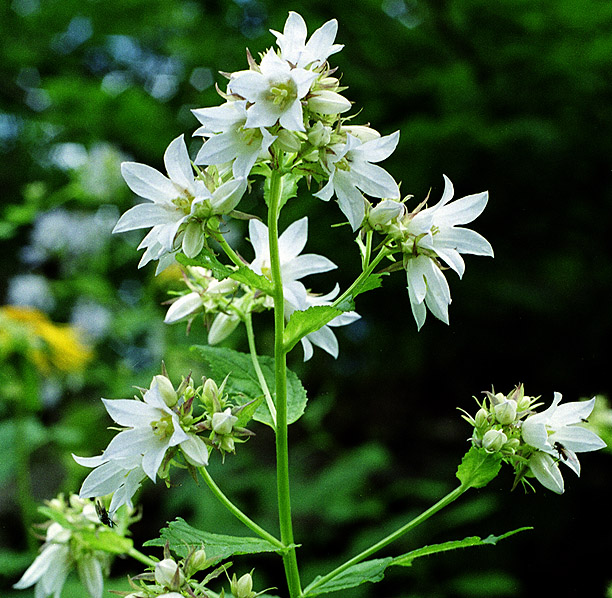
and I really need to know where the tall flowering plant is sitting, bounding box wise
[15,12,606,598]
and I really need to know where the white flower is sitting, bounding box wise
[404,175,493,329]
[114,135,246,270]
[522,392,606,493]
[249,217,337,308]
[192,100,277,179]
[314,132,400,230]
[271,11,344,69]
[287,286,360,361]
[74,384,209,509]
[13,522,72,598]
[228,49,318,132]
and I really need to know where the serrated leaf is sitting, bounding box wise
[283,305,343,353]
[144,518,280,562]
[304,558,392,597]
[192,346,307,427]
[352,272,385,298]
[456,446,502,489]
[391,527,532,567]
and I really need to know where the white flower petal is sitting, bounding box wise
[334,169,367,230]
[353,130,400,163]
[278,217,309,261]
[180,434,209,467]
[283,254,337,280]
[121,162,177,203]
[306,325,339,359]
[101,397,160,427]
[530,451,565,493]
[165,292,203,323]
[436,191,489,226]
[164,135,194,193]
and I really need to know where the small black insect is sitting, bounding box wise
[553,441,569,461]
[95,500,115,528]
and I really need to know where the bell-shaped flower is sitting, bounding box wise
[403,175,493,329]
[314,132,400,230]
[13,522,72,598]
[249,217,337,308]
[271,11,344,69]
[114,134,246,270]
[228,49,318,132]
[522,393,606,493]
[192,100,277,179]
[287,285,360,361]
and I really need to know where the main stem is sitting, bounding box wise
[268,169,302,598]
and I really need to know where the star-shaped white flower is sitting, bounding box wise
[315,132,400,230]
[270,11,344,69]
[249,216,337,308]
[13,522,72,598]
[404,175,493,329]
[228,49,318,132]
[114,135,246,270]
[192,100,277,179]
[522,392,606,493]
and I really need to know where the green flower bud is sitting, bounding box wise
[275,129,303,153]
[153,375,178,407]
[208,313,240,345]
[482,429,507,453]
[231,573,255,598]
[212,408,238,435]
[185,547,208,576]
[494,399,517,425]
[155,558,185,590]
[307,121,332,147]
[202,378,219,410]
[182,221,205,259]
[474,408,489,428]
[308,90,351,115]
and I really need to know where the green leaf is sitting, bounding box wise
[456,446,502,489]
[304,558,393,597]
[352,271,385,299]
[144,518,281,562]
[192,346,307,427]
[264,171,300,211]
[391,527,532,567]
[283,305,343,353]
[177,248,273,294]
[78,530,134,555]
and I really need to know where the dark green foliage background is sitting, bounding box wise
[2,0,611,596]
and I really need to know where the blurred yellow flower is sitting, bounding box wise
[0,305,93,374]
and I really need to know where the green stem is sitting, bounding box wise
[304,484,469,596]
[268,169,302,598]
[198,466,284,549]
[127,546,157,568]
[215,227,245,269]
[245,311,277,428]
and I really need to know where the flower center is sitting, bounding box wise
[238,125,263,147]
[266,79,298,111]
[172,191,194,215]
[151,414,175,440]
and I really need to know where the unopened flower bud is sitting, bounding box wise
[340,125,380,143]
[482,429,507,453]
[503,438,521,453]
[308,90,351,115]
[368,199,406,229]
[231,573,255,598]
[153,375,178,407]
[155,558,184,590]
[308,121,332,147]
[182,221,205,259]
[474,408,489,428]
[275,129,303,153]
[494,399,517,425]
[212,408,238,435]
[208,312,240,345]
[185,547,208,576]
[180,434,209,467]
[518,395,533,411]
[164,292,203,324]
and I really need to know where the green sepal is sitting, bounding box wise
[456,446,503,489]
[192,346,307,427]
[144,517,282,563]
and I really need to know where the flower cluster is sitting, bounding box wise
[365,175,493,328]
[122,544,261,598]
[74,369,255,512]
[13,494,134,598]
[461,385,606,493]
